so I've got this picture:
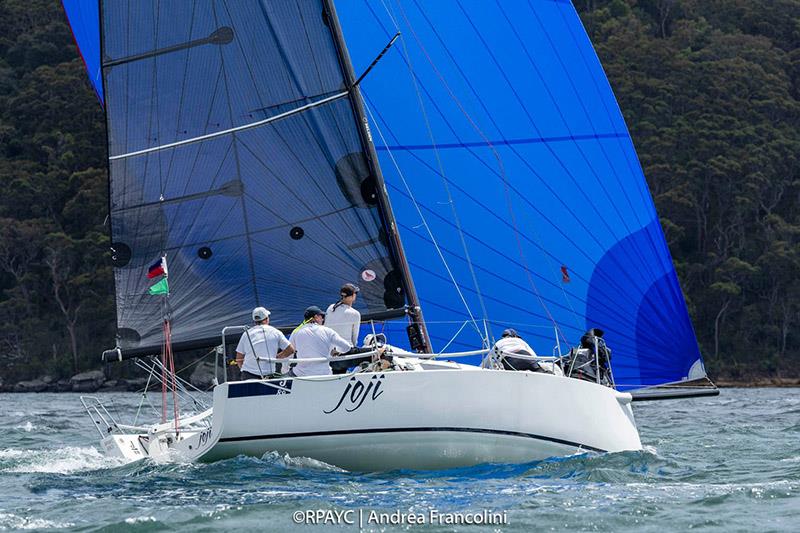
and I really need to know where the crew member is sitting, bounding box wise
[235,306,295,380]
[288,306,352,377]
[492,328,542,372]
[325,283,361,346]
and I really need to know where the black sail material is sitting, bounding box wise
[101,1,405,351]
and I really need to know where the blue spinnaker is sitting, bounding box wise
[62,0,102,102]
[336,0,705,390]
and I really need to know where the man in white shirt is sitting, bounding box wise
[235,307,295,380]
[288,306,352,377]
[492,329,564,376]
[492,328,541,372]
[324,283,361,345]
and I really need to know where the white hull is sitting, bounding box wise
[102,366,641,471]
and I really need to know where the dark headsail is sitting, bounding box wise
[97,0,423,353]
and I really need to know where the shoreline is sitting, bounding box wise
[714,378,800,388]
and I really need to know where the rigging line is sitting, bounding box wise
[358,17,678,338]
[368,3,572,340]
[151,4,170,276]
[403,1,579,333]
[404,238,652,350]
[384,0,491,341]
[399,1,657,318]
[163,0,198,188]
[391,1,571,346]
[367,108,679,339]
[108,91,349,161]
[363,100,483,339]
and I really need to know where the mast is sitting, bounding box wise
[322,0,431,353]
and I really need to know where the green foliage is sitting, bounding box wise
[0,0,110,381]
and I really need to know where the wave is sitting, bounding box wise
[0,512,73,530]
[259,451,347,472]
[0,446,125,474]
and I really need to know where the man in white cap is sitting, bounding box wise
[324,283,361,346]
[235,306,295,380]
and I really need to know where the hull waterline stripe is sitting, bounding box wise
[218,427,606,453]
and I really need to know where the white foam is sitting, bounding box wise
[12,421,36,432]
[0,512,73,530]
[1,446,125,474]
[261,451,346,472]
[124,516,157,524]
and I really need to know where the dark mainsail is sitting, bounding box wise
[98,0,422,353]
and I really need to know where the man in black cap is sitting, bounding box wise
[325,283,361,346]
[492,328,542,372]
[288,306,352,377]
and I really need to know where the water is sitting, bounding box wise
[0,389,797,531]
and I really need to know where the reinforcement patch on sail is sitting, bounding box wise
[95,1,405,350]
[337,0,704,389]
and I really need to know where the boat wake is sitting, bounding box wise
[0,446,125,474]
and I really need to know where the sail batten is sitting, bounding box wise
[108,92,349,160]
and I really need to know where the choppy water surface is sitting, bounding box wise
[0,389,798,531]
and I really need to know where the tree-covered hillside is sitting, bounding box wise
[0,0,798,384]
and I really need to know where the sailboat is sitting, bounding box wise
[63,0,717,471]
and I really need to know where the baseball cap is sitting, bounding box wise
[304,305,325,320]
[340,283,360,297]
[252,307,270,322]
[501,328,518,338]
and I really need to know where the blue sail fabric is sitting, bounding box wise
[336,0,706,389]
[62,0,103,102]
